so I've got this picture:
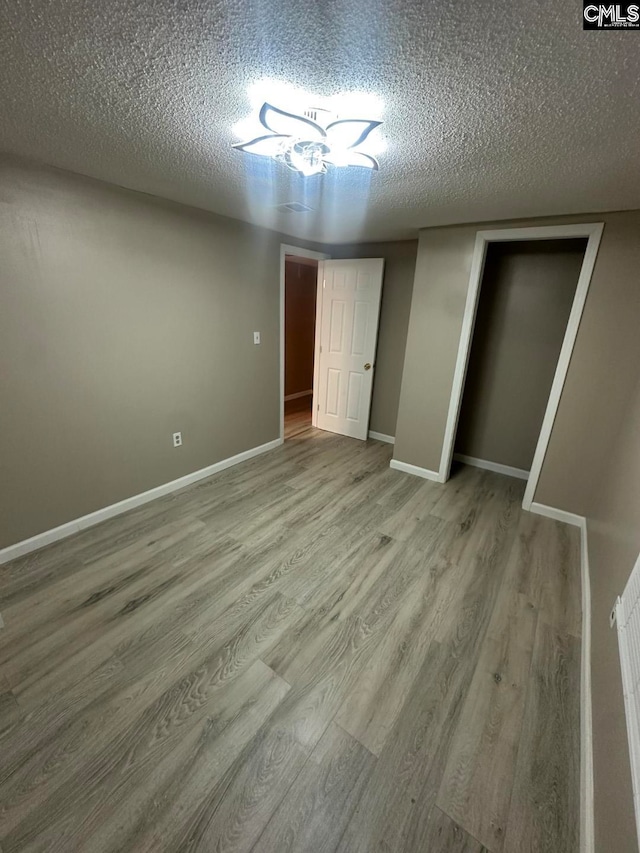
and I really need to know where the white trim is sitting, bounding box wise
[279,244,329,441]
[528,503,593,852]
[579,517,594,853]
[477,223,603,243]
[0,438,283,566]
[312,260,325,429]
[389,459,443,482]
[453,453,529,480]
[368,431,395,444]
[522,225,603,510]
[528,500,584,528]
[615,551,640,853]
[284,389,312,402]
[437,222,605,513]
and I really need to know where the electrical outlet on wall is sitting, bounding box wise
[173,432,182,448]
[253,331,261,345]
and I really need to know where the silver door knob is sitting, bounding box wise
[364,363,372,370]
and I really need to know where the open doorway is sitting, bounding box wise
[453,238,587,479]
[279,245,385,444]
[284,253,318,440]
[438,222,604,510]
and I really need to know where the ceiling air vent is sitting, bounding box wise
[276,202,313,213]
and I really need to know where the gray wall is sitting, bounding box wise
[394,209,640,851]
[330,240,417,437]
[0,159,416,551]
[571,212,640,852]
[588,375,640,853]
[534,211,640,516]
[394,223,476,471]
[0,157,323,549]
[394,210,640,514]
[284,259,316,397]
[455,240,585,471]
[554,210,640,853]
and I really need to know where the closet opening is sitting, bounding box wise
[438,222,604,510]
[453,238,587,480]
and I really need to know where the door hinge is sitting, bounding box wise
[317,404,320,411]
[320,345,323,353]
[323,280,326,289]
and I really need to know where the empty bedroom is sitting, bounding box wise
[1,1,640,851]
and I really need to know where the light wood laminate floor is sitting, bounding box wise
[0,417,581,852]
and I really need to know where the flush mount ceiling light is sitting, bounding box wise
[232,99,384,177]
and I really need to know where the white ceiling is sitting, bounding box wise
[1,0,639,243]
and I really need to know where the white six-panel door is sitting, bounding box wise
[315,259,385,440]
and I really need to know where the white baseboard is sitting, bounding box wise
[0,438,283,566]
[528,500,584,528]
[529,502,593,852]
[368,431,395,444]
[578,516,594,853]
[454,453,529,481]
[284,389,312,402]
[389,459,443,482]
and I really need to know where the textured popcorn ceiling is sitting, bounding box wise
[0,0,638,243]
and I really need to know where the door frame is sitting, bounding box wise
[279,244,330,441]
[438,222,604,510]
